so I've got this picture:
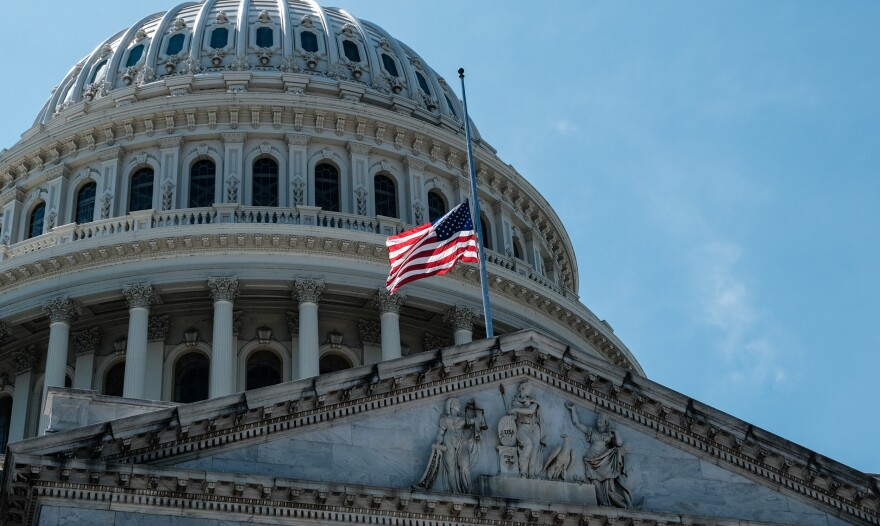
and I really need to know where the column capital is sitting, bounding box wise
[122,282,156,309]
[293,279,324,305]
[148,315,170,342]
[286,133,310,146]
[443,305,477,332]
[42,297,78,324]
[286,311,299,336]
[208,277,240,302]
[13,345,38,374]
[374,289,406,315]
[71,327,101,356]
[357,318,380,345]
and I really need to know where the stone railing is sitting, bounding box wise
[0,205,561,295]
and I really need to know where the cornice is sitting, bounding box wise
[5,335,878,525]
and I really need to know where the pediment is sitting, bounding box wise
[5,330,876,526]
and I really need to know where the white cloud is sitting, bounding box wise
[552,119,578,134]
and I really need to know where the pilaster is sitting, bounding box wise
[286,134,309,207]
[221,132,246,205]
[9,345,38,442]
[71,327,101,390]
[346,141,371,216]
[158,137,183,210]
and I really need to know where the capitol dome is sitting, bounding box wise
[0,0,641,447]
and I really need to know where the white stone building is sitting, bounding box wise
[0,1,876,525]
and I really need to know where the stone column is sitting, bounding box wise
[9,345,37,443]
[40,297,77,434]
[374,289,406,361]
[144,315,169,400]
[208,277,240,398]
[71,327,101,390]
[294,279,324,379]
[121,283,156,399]
[444,305,478,345]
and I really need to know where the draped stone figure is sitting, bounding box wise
[434,398,479,493]
[566,402,633,508]
[507,381,543,478]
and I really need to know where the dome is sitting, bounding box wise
[0,0,641,446]
[35,0,474,137]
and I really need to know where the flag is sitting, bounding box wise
[385,200,479,293]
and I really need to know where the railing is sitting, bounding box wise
[0,205,559,294]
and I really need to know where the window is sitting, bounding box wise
[210,27,228,49]
[374,174,397,218]
[90,61,107,84]
[104,362,125,397]
[416,71,431,94]
[252,158,279,206]
[300,31,318,53]
[0,397,11,454]
[381,54,399,77]
[315,163,340,212]
[256,27,273,48]
[480,217,491,249]
[319,354,351,375]
[173,353,209,403]
[166,33,185,56]
[445,95,457,116]
[246,351,282,390]
[75,182,97,224]
[189,160,216,208]
[428,191,447,222]
[129,168,154,212]
[28,203,45,239]
[513,239,523,260]
[126,45,145,67]
[342,40,360,62]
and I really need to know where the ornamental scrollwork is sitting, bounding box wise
[13,345,38,374]
[71,327,101,356]
[148,315,170,342]
[280,54,300,73]
[357,318,380,345]
[286,311,299,336]
[208,277,240,302]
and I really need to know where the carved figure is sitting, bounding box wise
[566,402,633,508]
[434,398,479,493]
[507,381,543,477]
[542,434,573,480]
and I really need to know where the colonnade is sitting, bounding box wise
[0,280,479,441]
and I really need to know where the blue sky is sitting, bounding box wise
[1,2,878,472]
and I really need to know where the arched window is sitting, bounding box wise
[28,202,45,239]
[513,238,524,260]
[381,54,399,77]
[256,27,273,48]
[445,95,457,116]
[129,168,154,212]
[480,216,491,249]
[189,160,216,208]
[166,33,185,56]
[75,182,97,224]
[246,350,282,390]
[90,61,107,84]
[0,396,11,453]
[314,163,340,212]
[416,71,431,94]
[343,40,360,62]
[210,28,228,49]
[374,174,397,218]
[428,191,447,222]
[104,362,125,397]
[319,354,351,375]
[173,352,209,403]
[125,45,145,67]
[300,31,318,53]
[252,158,279,206]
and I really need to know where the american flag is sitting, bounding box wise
[385,200,480,293]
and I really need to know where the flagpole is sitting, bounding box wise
[458,68,494,338]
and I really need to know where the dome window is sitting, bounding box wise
[246,350,282,390]
[89,60,107,84]
[300,31,318,53]
[166,33,185,56]
[428,191,447,222]
[252,158,279,207]
[210,27,228,49]
[103,361,125,397]
[381,53,399,77]
[315,163,340,212]
[343,40,361,62]
[75,182,97,224]
[416,71,431,95]
[173,352,209,403]
[189,160,216,208]
[374,174,397,218]
[256,27,273,48]
[125,45,144,68]
[27,202,45,239]
[129,168,154,212]
[445,95,457,116]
